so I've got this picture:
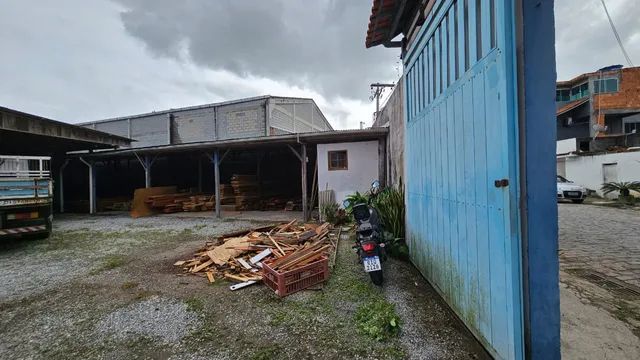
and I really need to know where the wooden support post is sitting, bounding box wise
[79,157,96,214]
[59,158,70,213]
[301,144,308,221]
[213,150,221,219]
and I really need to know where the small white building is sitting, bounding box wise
[317,140,381,205]
[557,138,640,196]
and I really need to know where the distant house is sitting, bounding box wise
[556,65,640,151]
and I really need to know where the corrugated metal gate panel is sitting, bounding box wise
[404,1,522,359]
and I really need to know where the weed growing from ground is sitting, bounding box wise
[354,299,401,341]
[250,345,282,360]
[184,297,204,313]
[90,255,127,275]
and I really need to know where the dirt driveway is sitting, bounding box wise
[0,213,486,360]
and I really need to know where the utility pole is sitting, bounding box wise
[370,83,395,120]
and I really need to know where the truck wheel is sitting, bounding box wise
[369,270,384,286]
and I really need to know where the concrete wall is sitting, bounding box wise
[556,138,577,155]
[560,151,640,196]
[316,141,379,205]
[373,78,404,188]
[82,97,332,148]
[216,99,266,140]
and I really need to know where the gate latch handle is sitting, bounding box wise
[494,179,509,188]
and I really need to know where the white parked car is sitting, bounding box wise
[557,175,587,204]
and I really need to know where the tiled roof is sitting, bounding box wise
[365,0,399,48]
[556,98,589,116]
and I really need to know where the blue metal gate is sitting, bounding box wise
[404,1,524,358]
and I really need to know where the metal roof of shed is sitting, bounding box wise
[72,128,388,158]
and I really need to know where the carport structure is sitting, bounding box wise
[0,106,132,212]
[65,129,388,219]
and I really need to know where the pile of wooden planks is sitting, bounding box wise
[174,221,333,290]
[145,193,216,213]
[230,174,261,210]
[218,184,236,205]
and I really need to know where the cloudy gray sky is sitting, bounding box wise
[0,0,638,129]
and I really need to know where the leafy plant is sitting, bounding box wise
[344,180,408,259]
[371,180,407,259]
[601,181,640,198]
[322,202,348,226]
[354,300,401,341]
[344,191,370,212]
[371,182,405,240]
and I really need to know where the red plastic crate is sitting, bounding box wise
[262,256,329,297]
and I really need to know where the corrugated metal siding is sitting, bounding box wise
[271,104,295,133]
[404,1,523,359]
[171,107,216,144]
[313,106,330,130]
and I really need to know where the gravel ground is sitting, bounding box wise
[383,257,489,360]
[53,212,260,235]
[0,213,258,301]
[0,213,486,359]
[96,295,200,343]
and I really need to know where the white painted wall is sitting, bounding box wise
[556,138,577,155]
[317,141,379,205]
[560,151,640,196]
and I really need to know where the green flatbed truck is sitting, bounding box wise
[0,155,53,239]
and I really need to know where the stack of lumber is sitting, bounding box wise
[174,221,333,288]
[284,200,302,211]
[230,174,260,210]
[131,186,177,218]
[181,195,216,212]
[145,193,216,213]
[219,184,236,205]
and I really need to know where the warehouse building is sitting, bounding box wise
[80,96,332,147]
[62,96,387,220]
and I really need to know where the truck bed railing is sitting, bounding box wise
[0,155,51,179]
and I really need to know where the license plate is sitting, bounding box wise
[567,191,580,196]
[363,256,382,272]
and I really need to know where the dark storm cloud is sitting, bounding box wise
[112,0,400,101]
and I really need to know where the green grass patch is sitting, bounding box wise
[184,297,205,313]
[90,255,127,275]
[250,345,282,360]
[120,281,139,290]
[354,299,401,341]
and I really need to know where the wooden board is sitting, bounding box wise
[130,186,176,218]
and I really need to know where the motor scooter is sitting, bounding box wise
[343,180,386,285]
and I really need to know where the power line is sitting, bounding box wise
[599,0,634,66]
